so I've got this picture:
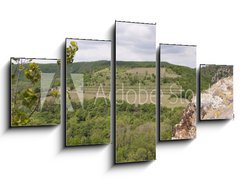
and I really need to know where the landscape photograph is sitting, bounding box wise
[200,64,233,120]
[11,58,61,127]
[160,44,196,140]
[65,38,111,146]
[115,21,156,163]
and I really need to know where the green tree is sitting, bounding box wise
[11,59,41,126]
[66,41,78,64]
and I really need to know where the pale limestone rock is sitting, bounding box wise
[201,76,233,120]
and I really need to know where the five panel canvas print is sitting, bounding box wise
[9,21,234,164]
[10,58,61,127]
[160,44,197,140]
[200,64,233,120]
[65,38,111,146]
[115,21,156,163]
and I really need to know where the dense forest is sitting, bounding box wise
[115,61,156,163]
[11,58,61,127]
[160,62,196,140]
[66,98,110,145]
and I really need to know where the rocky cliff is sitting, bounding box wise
[200,76,233,120]
[172,97,197,140]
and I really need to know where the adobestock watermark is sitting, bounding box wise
[40,73,195,111]
[65,73,157,111]
[160,83,194,105]
[116,83,155,105]
[40,72,60,111]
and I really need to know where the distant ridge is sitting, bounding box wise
[116,61,155,68]
[70,60,110,73]
[160,61,196,69]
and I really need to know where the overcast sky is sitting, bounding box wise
[160,44,196,68]
[116,22,156,61]
[66,39,111,62]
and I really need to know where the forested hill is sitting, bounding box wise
[116,61,155,68]
[160,61,196,71]
[160,61,196,95]
[11,63,60,73]
[38,63,60,73]
[69,60,110,74]
[11,62,60,81]
[11,60,112,81]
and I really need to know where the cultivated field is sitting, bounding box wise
[161,67,181,78]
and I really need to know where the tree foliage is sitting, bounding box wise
[11,60,41,126]
[66,98,110,146]
[160,106,184,140]
[11,59,60,126]
[24,63,41,84]
[66,41,78,64]
[200,65,233,92]
[116,101,156,163]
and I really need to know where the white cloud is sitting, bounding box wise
[66,39,111,62]
[160,44,196,68]
[116,21,156,61]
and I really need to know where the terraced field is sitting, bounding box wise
[126,67,155,75]
[117,66,156,104]
[161,67,181,78]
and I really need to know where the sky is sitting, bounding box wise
[160,44,196,68]
[66,39,111,62]
[116,21,156,61]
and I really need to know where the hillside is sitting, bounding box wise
[200,65,233,92]
[115,61,156,162]
[117,61,155,68]
[66,60,111,146]
[160,61,196,95]
[160,61,196,140]
[69,60,110,74]
[116,61,156,97]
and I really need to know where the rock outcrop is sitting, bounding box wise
[172,97,196,140]
[200,76,233,120]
